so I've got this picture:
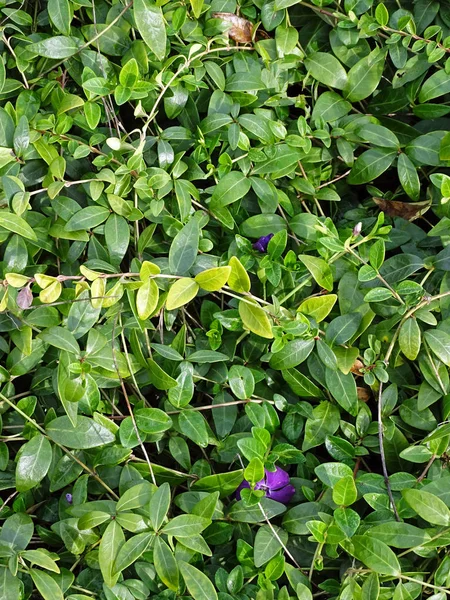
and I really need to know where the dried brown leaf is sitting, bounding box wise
[357,386,371,403]
[372,197,431,221]
[350,359,364,375]
[211,13,267,43]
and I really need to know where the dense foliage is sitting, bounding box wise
[3,0,450,598]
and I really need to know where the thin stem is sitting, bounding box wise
[377,382,400,521]
[0,392,119,499]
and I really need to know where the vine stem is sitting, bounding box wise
[34,1,134,81]
[0,392,119,499]
[141,44,252,137]
[377,381,400,521]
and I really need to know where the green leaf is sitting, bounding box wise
[375,3,389,26]
[244,457,265,485]
[99,520,125,588]
[344,49,385,102]
[134,0,167,61]
[402,488,450,526]
[148,487,171,536]
[332,476,357,506]
[178,410,209,447]
[211,172,251,207]
[154,536,179,592]
[135,407,173,434]
[0,211,37,241]
[238,300,273,339]
[46,416,115,449]
[343,536,400,576]
[241,214,287,236]
[195,266,231,291]
[419,70,450,103]
[399,318,421,361]
[29,36,81,59]
[114,532,154,574]
[162,514,210,536]
[228,365,255,399]
[298,255,333,291]
[397,153,420,201]
[0,566,21,600]
[21,550,60,573]
[311,92,351,122]
[65,206,110,231]
[166,278,199,310]
[304,52,348,90]
[179,561,218,600]
[16,434,52,492]
[254,525,288,568]
[0,513,33,550]
[348,148,396,184]
[147,359,178,390]
[39,326,80,356]
[424,329,450,366]
[228,257,251,293]
[168,218,199,275]
[282,368,322,398]
[269,338,315,370]
[367,522,430,548]
[30,569,64,600]
[326,313,362,346]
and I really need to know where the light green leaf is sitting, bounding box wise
[238,300,273,339]
[166,278,199,310]
[0,210,37,241]
[298,255,333,291]
[402,488,450,526]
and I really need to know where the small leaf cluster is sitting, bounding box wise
[2,0,450,599]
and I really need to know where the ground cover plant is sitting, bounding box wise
[2,0,450,598]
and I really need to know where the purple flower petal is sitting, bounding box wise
[265,466,290,490]
[253,233,274,253]
[235,480,251,500]
[65,493,73,504]
[267,484,295,504]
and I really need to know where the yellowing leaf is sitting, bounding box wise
[140,261,161,281]
[195,266,231,291]
[298,294,337,322]
[102,281,124,308]
[39,281,62,303]
[35,274,57,289]
[91,277,106,309]
[136,278,159,320]
[228,257,250,293]
[5,273,30,288]
[80,265,102,281]
[238,300,273,339]
[166,278,199,310]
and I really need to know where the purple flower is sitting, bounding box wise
[236,466,295,504]
[253,233,274,253]
[65,493,73,504]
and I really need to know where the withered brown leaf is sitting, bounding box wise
[357,386,371,403]
[212,13,269,43]
[372,197,431,221]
